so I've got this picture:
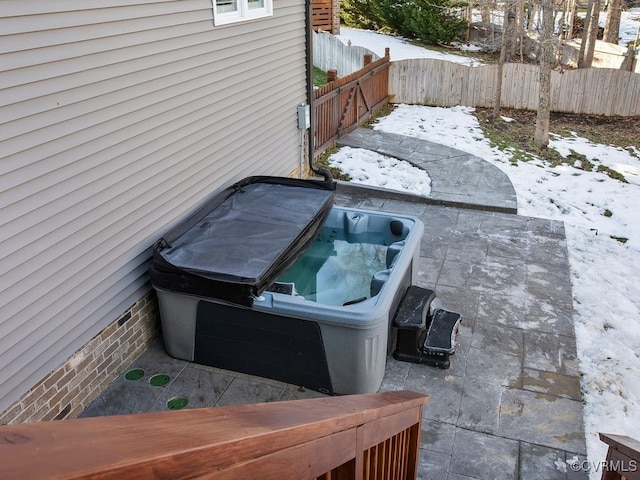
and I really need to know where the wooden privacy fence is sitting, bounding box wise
[390,59,640,116]
[314,51,391,157]
[314,30,380,77]
[0,390,428,480]
[312,0,335,33]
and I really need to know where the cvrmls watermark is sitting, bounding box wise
[568,459,638,473]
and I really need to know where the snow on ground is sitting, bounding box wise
[336,28,484,66]
[600,8,640,46]
[468,6,640,46]
[340,9,640,50]
[331,20,640,476]
[327,147,432,196]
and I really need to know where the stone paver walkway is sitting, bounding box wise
[338,128,518,214]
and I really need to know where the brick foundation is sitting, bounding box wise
[0,291,160,424]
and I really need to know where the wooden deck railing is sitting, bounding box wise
[0,390,428,480]
[600,433,640,480]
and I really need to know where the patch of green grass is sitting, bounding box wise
[313,66,328,88]
[474,109,633,184]
[573,153,627,182]
[596,165,627,183]
[479,117,548,164]
[315,146,351,181]
[361,103,397,129]
[626,147,640,160]
[508,149,535,165]
[611,236,628,244]
[569,151,593,171]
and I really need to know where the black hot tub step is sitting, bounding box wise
[393,299,461,369]
[423,309,461,356]
[392,286,436,331]
[393,348,454,369]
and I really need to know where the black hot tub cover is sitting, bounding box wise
[150,176,335,307]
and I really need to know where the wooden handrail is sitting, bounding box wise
[600,433,640,480]
[0,390,428,480]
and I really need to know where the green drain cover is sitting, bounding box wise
[167,397,188,410]
[124,368,144,381]
[149,374,170,387]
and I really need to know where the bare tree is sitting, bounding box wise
[527,1,539,33]
[515,0,527,61]
[567,0,579,39]
[578,0,601,67]
[556,0,571,63]
[603,0,623,44]
[578,0,593,65]
[535,0,554,147]
[504,1,519,61]
[480,0,492,23]
[477,0,500,23]
[557,0,570,39]
[491,1,512,121]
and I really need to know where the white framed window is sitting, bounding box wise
[212,0,273,25]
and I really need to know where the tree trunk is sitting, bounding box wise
[481,1,491,23]
[557,0,568,40]
[567,0,578,39]
[585,0,601,66]
[603,0,622,44]
[579,0,601,67]
[491,2,511,121]
[527,2,539,33]
[516,0,526,61]
[556,0,570,63]
[578,0,593,66]
[504,2,518,61]
[535,0,554,147]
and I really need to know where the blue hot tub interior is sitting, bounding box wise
[276,209,411,307]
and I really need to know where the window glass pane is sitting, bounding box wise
[248,0,264,9]
[216,0,237,13]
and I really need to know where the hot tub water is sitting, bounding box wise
[277,229,390,306]
[275,209,412,308]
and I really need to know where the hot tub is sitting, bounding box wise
[151,177,423,395]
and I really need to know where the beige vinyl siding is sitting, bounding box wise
[0,0,308,412]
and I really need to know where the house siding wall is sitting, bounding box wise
[0,292,160,424]
[0,0,308,417]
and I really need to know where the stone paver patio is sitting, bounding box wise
[82,133,587,479]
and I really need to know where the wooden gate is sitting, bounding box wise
[314,51,391,157]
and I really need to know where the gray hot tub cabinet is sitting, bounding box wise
[151,177,424,395]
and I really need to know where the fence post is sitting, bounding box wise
[626,45,634,72]
[327,69,337,83]
[385,47,390,59]
[364,54,372,66]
